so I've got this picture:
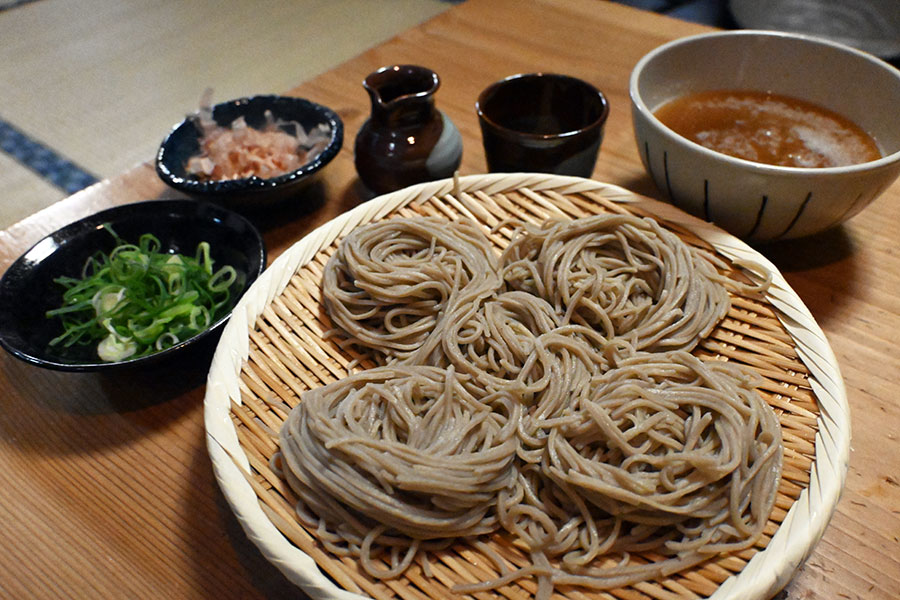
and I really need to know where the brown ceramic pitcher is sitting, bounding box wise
[354,65,463,195]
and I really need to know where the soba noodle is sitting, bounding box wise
[480,350,783,595]
[278,213,781,598]
[279,365,520,578]
[501,214,730,352]
[322,217,500,363]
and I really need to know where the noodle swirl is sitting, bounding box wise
[322,217,500,363]
[501,214,730,352]
[479,351,783,595]
[279,365,520,577]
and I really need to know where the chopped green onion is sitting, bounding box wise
[46,225,240,362]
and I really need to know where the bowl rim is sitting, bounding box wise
[629,29,900,175]
[155,94,344,195]
[0,199,267,372]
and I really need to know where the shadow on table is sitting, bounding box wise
[187,178,370,266]
[751,226,860,327]
[187,439,312,600]
[0,336,214,462]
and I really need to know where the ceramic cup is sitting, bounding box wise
[476,73,609,176]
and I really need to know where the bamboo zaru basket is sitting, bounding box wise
[204,174,849,600]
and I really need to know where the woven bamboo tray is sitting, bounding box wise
[204,173,850,600]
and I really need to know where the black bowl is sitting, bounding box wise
[0,200,266,372]
[155,94,343,210]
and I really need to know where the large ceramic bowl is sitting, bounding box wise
[156,95,343,211]
[630,30,900,241]
[0,200,266,372]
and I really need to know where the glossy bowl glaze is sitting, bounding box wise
[0,200,266,372]
[355,64,463,195]
[477,73,609,177]
[156,95,343,210]
[630,30,900,241]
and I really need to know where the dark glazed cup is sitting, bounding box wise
[476,73,609,176]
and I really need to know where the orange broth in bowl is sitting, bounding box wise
[654,90,881,168]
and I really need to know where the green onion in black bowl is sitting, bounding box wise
[0,200,266,372]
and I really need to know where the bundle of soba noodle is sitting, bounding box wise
[488,350,783,596]
[436,291,611,402]
[501,214,730,352]
[279,365,521,578]
[278,212,782,599]
[321,217,500,364]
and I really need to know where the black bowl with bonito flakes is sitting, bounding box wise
[155,94,343,210]
[0,200,265,372]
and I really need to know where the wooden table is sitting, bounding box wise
[1,1,897,598]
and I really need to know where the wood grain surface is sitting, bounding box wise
[0,1,897,598]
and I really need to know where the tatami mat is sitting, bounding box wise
[0,0,453,230]
[0,152,66,227]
